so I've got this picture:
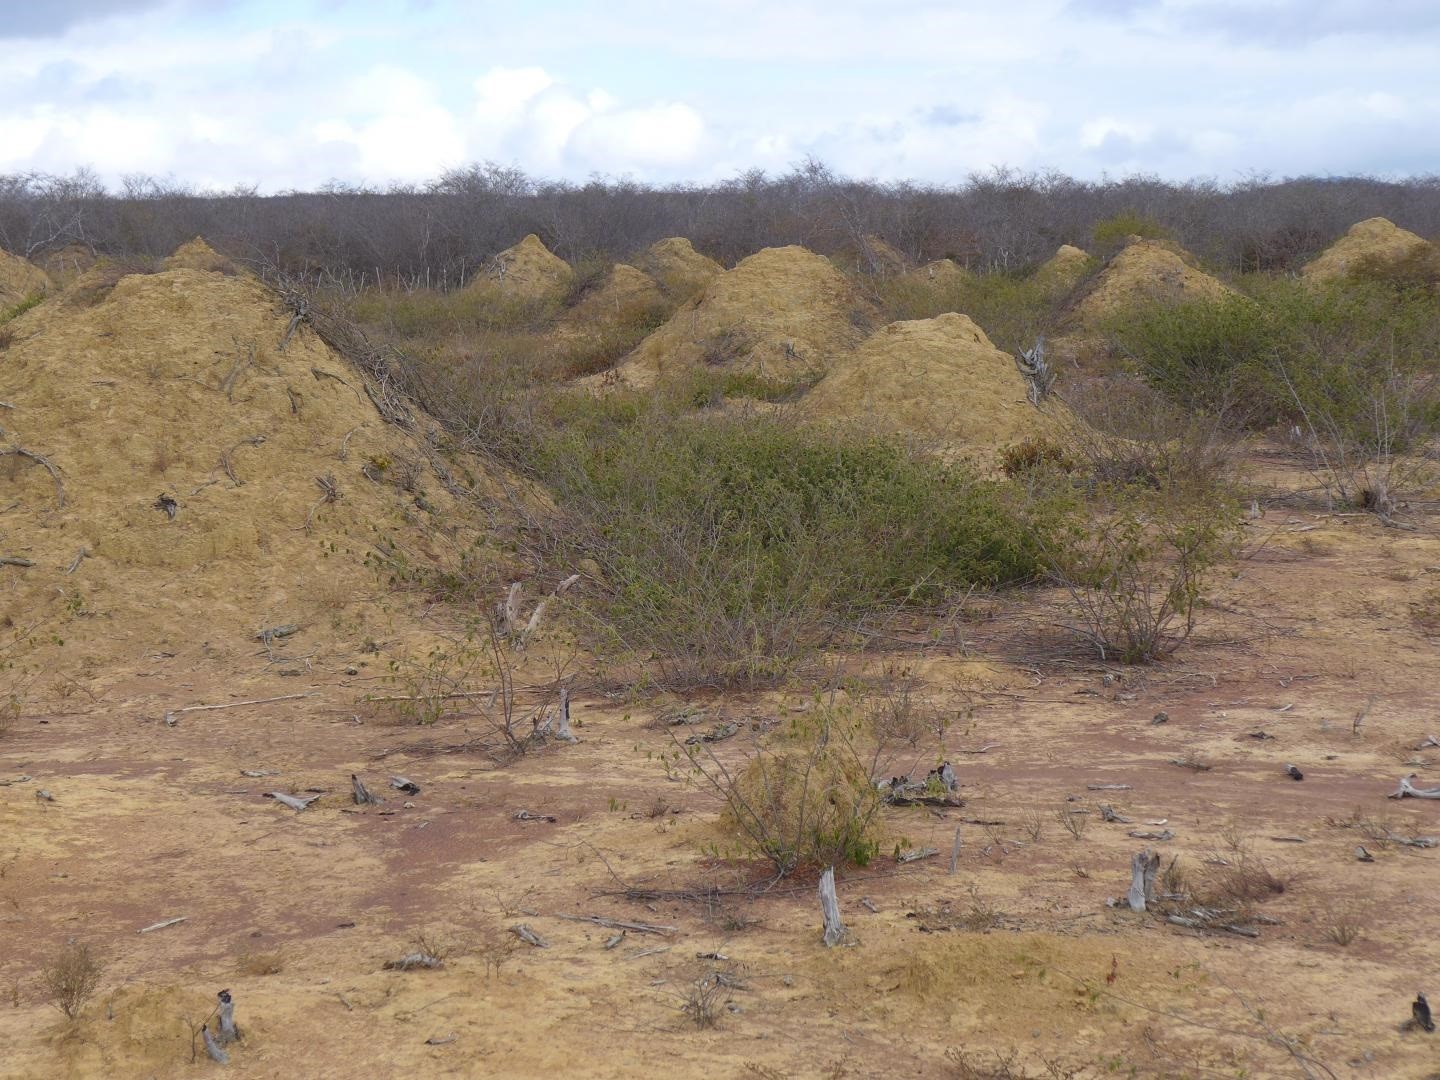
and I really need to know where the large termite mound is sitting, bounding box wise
[1033,244,1092,292]
[463,233,574,305]
[1301,217,1439,284]
[0,248,51,309]
[1067,238,1232,327]
[0,241,500,667]
[609,245,874,390]
[800,313,1047,463]
[632,237,723,300]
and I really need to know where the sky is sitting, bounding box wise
[1,0,1437,191]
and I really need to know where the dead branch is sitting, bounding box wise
[385,952,443,971]
[512,924,549,947]
[264,792,321,811]
[0,557,34,567]
[138,916,186,934]
[1390,774,1440,799]
[1,445,65,508]
[164,691,316,726]
[65,548,88,574]
[552,913,675,936]
[300,473,340,533]
[202,1025,230,1065]
[215,990,240,1045]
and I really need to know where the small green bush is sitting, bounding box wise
[540,407,1046,683]
[1092,211,1172,255]
[0,292,45,327]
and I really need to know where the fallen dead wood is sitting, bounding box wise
[1087,783,1132,791]
[0,557,34,567]
[215,989,240,1045]
[385,952,443,971]
[896,847,939,863]
[1390,774,1440,800]
[138,916,186,934]
[512,924,549,947]
[1165,915,1260,938]
[553,913,676,936]
[164,691,318,726]
[202,1025,230,1065]
[265,791,321,811]
[1,445,65,508]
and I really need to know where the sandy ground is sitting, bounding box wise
[4,457,1440,1078]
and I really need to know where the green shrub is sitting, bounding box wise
[869,270,1058,354]
[1104,293,1276,422]
[539,407,1045,683]
[1041,482,1242,663]
[0,292,45,327]
[1092,211,1172,255]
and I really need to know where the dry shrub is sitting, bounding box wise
[675,705,885,876]
[41,941,103,1019]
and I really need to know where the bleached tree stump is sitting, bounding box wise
[1127,848,1160,912]
[819,867,846,947]
[215,989,240,1044]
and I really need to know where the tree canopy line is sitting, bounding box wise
[3,161,1438,287]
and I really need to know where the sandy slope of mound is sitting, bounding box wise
[633,237,723,299]
[1301,217,1438,282]
[609,245,873,389]
[37,244,98,284]
[465,233,573,303]
[0,251,498,667]
[0,248,51,308]
[1033,244,1091,291]
[800,313,1046,461]
[1068,238,1232,326]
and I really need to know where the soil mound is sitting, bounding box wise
[610,245,873,389]
[564,263,665,329]
[0,248,51,309]
[800,313,1046,462]
[466,233,573,303]
[37,244,98,283]
[1301,217,1438,283]
[634,237,723,299]
[162,236,239,274]
[1068,238,1231,326]
[0,250,496,666]
[901,258,971,290]
[1033,244,1091,291]
[834,234,910,276]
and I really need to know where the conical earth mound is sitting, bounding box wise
[465,233,574,304]
[1068,238,1231,326]
[634,237,723,299]
[800,313,1046,462]
[610,245,873,389]
[1301,217,1439,283]
[0,243,499,665]
[1033,244,1091,291]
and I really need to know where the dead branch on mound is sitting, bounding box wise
[552,913,675,936]
[201,1024,230,1065]
[1,445,65,508]
[153,493,178,519]
[1127,848,1160,912]
[384,951,443,971]
[300,473,340,532]
[512,924,549,947]
[65,548,87,574]
[219,340,256,402]
[0,557,34,568]
[217,435,266,486]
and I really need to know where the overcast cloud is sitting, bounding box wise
[0,0,1435,189]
